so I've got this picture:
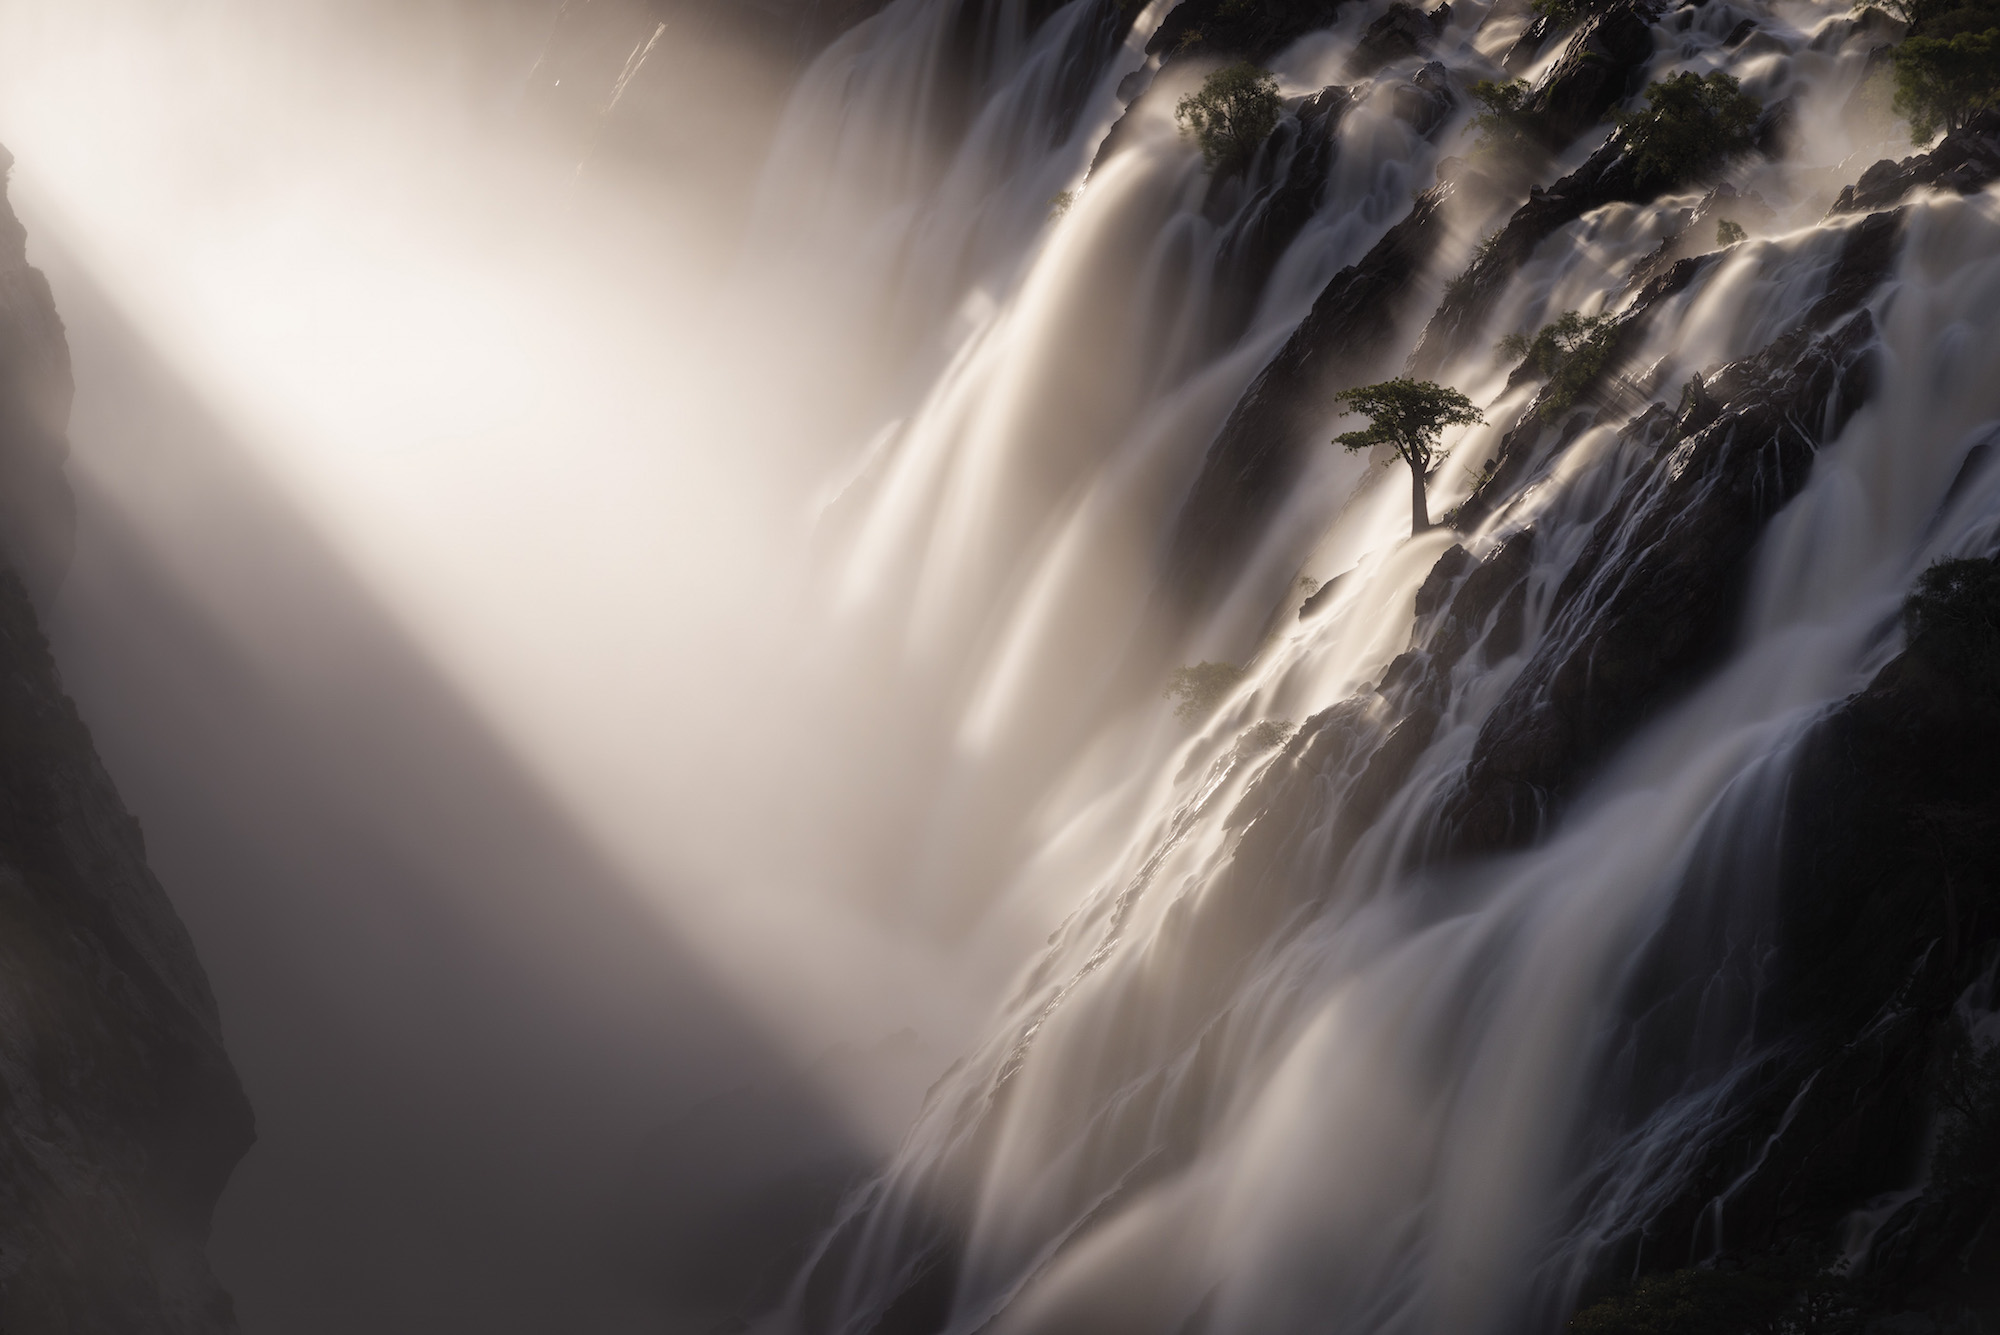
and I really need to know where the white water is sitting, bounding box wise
[2,0,1996,1327]
[756,0,2000,1331]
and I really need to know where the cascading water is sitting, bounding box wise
[745,0,2000,1327]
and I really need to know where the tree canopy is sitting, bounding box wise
[1333,378,1484,534]
[1497,310,1618,416]
[1176,64,1283,172]
[1612,71,1763,188]
[1894,27,2000,140]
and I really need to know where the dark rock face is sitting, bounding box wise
[1431,210,1904,859]
[1829,108,2000,215]
[1575,580,2000,1321]
[1147,0,1351,62]
[1520,2,1658,149]
[0,154,252,1331]
[1389,60,1458,137]
[1164,182,1457,608]
[1346,2,1451,76]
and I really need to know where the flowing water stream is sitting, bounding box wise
[751,0,2000,1330]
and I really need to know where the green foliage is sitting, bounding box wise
[1932,1013,2000,1195]
[1905,555,2000,694]
[1716,218,1749,245]
[1176,64,1283,171]
[1893,27,2000,141]
[1612,71,1764,188]
[1165,661,1245,722]
[1497,310,1618,414]
[1567,1255,1861,1335]
[1335,379,1484,534]
[1333,378,1485,471]
[1048,189,1076,219]
[1531,0,1586,29]
[1468,78,1542,163]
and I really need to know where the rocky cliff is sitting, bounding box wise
[0,149,252,1332]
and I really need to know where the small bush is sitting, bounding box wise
[1048,189,1076,219]
[1166,661,1245,721]
[1716,218,1748,245]
[1497,310,1618,414]
[1176,64,1283,172]
[1467,78,1542,163]
[1893,26,2000,141]
[1568,1254,1860,1335]
[1612,71,1764,189]
[1236,719,1297,754]
[1904,554,2000,692]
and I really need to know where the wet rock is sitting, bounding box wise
[1408,133,1646,376]
[1414,543,1474,618]
[1622,181,1776,293]
[1520,2,1659,149]
[1432,211,1905,859]
[1165,183,1457,609]
[0,145,253,1335]
[1501,10,1562,73]
[1390,60,1458,137]
[1829,109,2000,215]
[1347,2,1452,76]
[1206,86,1358,338]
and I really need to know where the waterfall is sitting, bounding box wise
[747,0,2000,1329]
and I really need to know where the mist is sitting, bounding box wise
[0,1,1024,1329]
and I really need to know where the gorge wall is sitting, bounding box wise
[0,151,251,1332]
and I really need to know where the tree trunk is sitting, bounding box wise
[1408,457,1430,535]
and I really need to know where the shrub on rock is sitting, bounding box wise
[1176,64,1283,171]
[1612,71,1763,188]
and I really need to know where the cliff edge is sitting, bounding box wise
[0,148,254,1332]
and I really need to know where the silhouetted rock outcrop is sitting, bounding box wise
[0,150,252,1333]
[1346,2,1451,76]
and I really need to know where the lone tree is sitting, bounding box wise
[1333,378,1485,535]
[1612,71,1763,188]
[1176,64,1283,172]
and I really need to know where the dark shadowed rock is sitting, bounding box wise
[0,145,253,1334]
[1347,2,1452,76]
[1390,61,1459,137]
[1147,0,1352,61]
[1520,2,1658,148]
[1576,564,2000,1317]
[1165,182,1457,608]
[1829,108,2000,215]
